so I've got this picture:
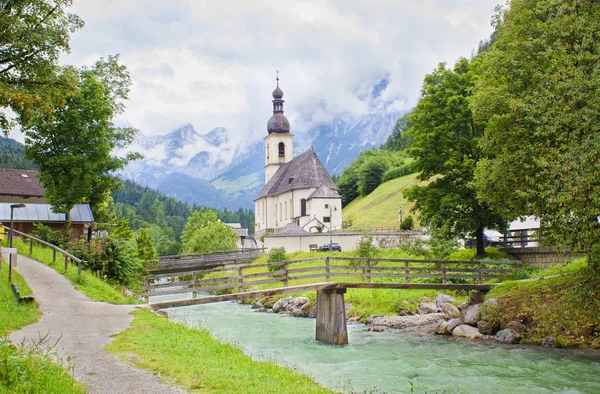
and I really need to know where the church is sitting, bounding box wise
[254,77,342,238]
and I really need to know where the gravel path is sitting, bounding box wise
[10,255,186,394]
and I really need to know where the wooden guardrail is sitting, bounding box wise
[0,225,84,279]
[154,248,265,274]
[500,228,543,248]
[141,256,522,303]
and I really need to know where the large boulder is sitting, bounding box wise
[251,301,264,309]
[286,297,312,317]
[272,297,292,313]
[418,302,439,314]
[435,320,452,335]
[495,329,520,344]
[440,303,461,319]
[435,294,455,307]
[452,324,484,339]
[447,318,463,332]
[461,304,482,325]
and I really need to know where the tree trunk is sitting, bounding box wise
[475,226,486,257]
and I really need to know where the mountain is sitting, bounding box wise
[121,78,404,211]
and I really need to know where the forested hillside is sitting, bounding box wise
[0,136,36,170]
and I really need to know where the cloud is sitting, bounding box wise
[61,0,499,151]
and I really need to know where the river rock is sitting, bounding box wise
[153,310,168,318]
[447,318,463,332]
[457,301,469,310]
[272,297,292,313]
[505,320,526,334]
[452,324,483,339]
[367,313,445,330]
[477,320,498,335]
[418,302,439,314]
[370,326,385,332]
[435,321,451,335]
[462,304,481,325]
[347,316,361,324]
[309,304,317,318]
[435,294,455,306]
[251,301,264,309]
[440,303,461,319]
[495,329,520,344]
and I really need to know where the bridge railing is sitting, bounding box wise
[141,256,522,303]
[499,228,543,248]
[0,224,84,279]
[153,248,266,274]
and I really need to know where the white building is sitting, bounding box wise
[254,76,342,238]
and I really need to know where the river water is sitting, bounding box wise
[156,297,600,393]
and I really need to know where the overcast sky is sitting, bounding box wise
[57,0,500,145]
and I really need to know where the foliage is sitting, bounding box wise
[400,215,414,231]
[31,223,70,249]
[181,209,238,254]
[136,229,158,270]
[357,233,377,259]
[0,339,85,394]
[447,247,511,262]
[267,247,288,272]
[381,163,413,183]
[404,58,506,256]
[471,0,600,266]
[24,56,140,220]
[381,112,414,151]
[0,0,84,133]
[336,160,361,207]
[357,155,390,196]
[0,136,36,169]
[0,263,41,335]
[106,310,334,393]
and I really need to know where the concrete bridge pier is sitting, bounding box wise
[316,288,348,345]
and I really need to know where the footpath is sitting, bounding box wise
[10,255,186,394]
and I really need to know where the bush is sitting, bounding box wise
[357,233,377,259]
[358,156,390,196]
[267,247,287,273]
[382,164,413,183]
[400,215,414,230]
[31,223,70,249]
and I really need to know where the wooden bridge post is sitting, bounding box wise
[441,262,447,285]
[315,288,348,345]
[192,273,197,299]
[366,259,371,283]
[238,267,244,293]
[325,257,330,282]
[64,256,69,272]
[404,261,410,284]
[283,262,289,287]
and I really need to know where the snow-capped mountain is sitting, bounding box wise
[121,79,404,210]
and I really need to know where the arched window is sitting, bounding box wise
[284,201,287,220]
[301,199,307,216]
[278,142,285,158]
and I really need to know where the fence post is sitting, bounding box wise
[77,260,82,280]
[441,262,447,285]
[366,259,371,283]
[238,266,244,293]
[29,238,33,256]
[64,255,69,272]
[53,249,56,263]
[192,273,197,298]
[144,278,149,304]
[325,257,330,282]
[477,261,482,284]
[283,261,289,287]
[404,261,410,284]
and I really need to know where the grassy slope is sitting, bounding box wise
[342,173,423,227]
[107,311,334,394]
[483,258,600,348]
[0,262,40,335]
[6,238,138,305]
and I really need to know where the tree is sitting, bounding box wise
[24,56,139,222]
[358,155,389,196]
[0,0,84,133]
[404,58,505,256]
[181,209,238,253]
[382,112,414,152]
[472,0,600,266]
[136,229,158,270]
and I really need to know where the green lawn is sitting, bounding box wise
[106,310,334,394]
[6,238,138,305]
[342,173,424,227]
[0,261,41,335]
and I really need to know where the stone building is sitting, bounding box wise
[254,77,342,238]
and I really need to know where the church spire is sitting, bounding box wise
[267,72,290,134]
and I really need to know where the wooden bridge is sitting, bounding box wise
[142,255,521,345]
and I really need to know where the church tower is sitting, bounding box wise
[264,72,293,184]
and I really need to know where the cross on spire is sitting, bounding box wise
[276,70,279,87]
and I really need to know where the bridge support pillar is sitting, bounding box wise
[316,288,348,345]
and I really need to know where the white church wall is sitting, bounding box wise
[308,198,343,231]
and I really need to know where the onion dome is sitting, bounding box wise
[267,71,290,134]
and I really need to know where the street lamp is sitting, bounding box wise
[8,203,25,283]
[329,205,337,248]
[398,208,403,231]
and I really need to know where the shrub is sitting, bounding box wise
[400,215,414,230]
[357,233,377,259]
[382,164,413,183]
[31,223,70,249]
[267,247,287,273]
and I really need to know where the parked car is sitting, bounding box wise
[319,243,342,252]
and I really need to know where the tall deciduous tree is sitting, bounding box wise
[181,209,238,253]
[24,56,140,221]
[0,0,84,132]
[472,0,600,266]
[404,58,505,256]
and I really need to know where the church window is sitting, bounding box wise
[323,216,331,223]
[301,199,307,216]
[325,204,329,209]
[278,142,285,157]
[285,201,287,219]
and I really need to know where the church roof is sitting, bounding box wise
[307,185,340,200]
[275,223,308,235]
[255,150,338,200]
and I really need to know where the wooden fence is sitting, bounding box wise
[0,224,84,279]
[154,248,265,274]
[500,228,543,248]
[141,256,522,303]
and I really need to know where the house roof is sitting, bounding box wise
[0,203,94,223]
[255,150,338,200]
[307,185,341,200]
[275,223,308,235]
[0,169,44,197]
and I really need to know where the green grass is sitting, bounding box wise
[0,339,86,394]
[106,310,334,394]
[342,173,424,227]
[6,238,138,305]
[483,258,600,348]
[0,261,41,335]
